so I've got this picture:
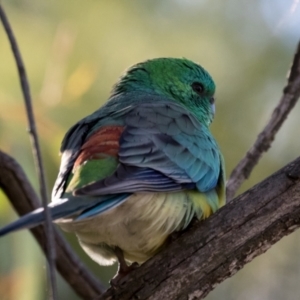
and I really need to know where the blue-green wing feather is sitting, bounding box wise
[75,101,221,196]
[52,93,169,198]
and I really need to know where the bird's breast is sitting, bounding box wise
[58,190,218,264]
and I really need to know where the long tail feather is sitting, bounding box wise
[0,198,80,237]
[0,207,47,236]
[0,194,130,237]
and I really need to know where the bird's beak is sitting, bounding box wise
[211,102,215,115]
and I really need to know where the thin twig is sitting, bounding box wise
[0,150,105,299]
[0,4,57,299]
[226,40,300,200]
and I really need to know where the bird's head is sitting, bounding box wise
[111,58,216,126]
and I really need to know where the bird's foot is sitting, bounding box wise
[110,262,139,287]
[110,246,140,287]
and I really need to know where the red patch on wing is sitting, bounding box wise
[74,126,124,168]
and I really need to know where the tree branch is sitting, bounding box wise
[99,156,300,300]
[0,4,57,298]
[226,40,300,200]
[0,150,105,300]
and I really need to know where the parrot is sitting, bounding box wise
[0,57,225,283]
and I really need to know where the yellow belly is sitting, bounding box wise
[57,190,222,265]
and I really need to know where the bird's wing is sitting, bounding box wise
[51,101,133,199]
[74,101,222,197]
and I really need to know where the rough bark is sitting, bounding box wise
[100,156,300,300]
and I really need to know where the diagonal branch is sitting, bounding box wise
[0,4,57,298]
[0,150,105,299]
[226,40,300,200]
[99,156,300,300]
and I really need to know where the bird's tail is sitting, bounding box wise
[0,206,47,236]
[0,194,129,237]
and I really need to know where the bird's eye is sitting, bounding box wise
[191,82,204,95]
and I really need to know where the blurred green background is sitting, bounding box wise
[0,0,300,299]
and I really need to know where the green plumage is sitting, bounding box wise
[112,58,215,126]
[66,158,118,192]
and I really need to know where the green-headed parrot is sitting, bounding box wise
[0,58,225,282]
